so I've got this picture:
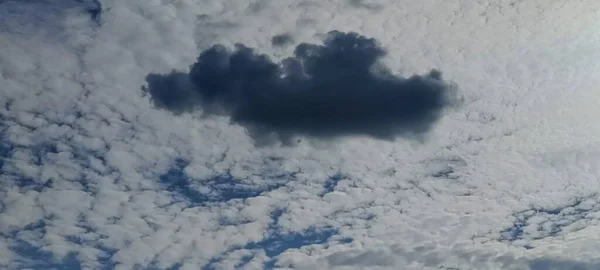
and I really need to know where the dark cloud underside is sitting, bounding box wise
[144,30,458,144]
[271,33,293,47]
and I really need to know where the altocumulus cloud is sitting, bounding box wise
[144,31,460,144]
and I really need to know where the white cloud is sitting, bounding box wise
[3,0,600,269]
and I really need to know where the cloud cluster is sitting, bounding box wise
[144,31,458,144]
[3,0,600,269]
[309,245,600,270]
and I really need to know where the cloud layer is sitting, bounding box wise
[4,0,600,269]
[144,31,458,144]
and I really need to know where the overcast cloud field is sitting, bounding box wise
[3,0,600,269]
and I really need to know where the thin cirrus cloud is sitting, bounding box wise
[143,30,459,144]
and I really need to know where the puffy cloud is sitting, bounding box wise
[144,31,459,144]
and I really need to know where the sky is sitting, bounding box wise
[2,0,600,269]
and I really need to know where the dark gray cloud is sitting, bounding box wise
[271,33,293,47]
[82,0,102,24]
[143,31,459,144]
[348,0,383,10]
